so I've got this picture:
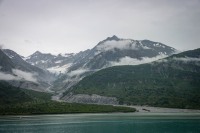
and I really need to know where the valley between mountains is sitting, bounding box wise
[1,35,200,114]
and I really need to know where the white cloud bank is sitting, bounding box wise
[0,72,17,80]
[110,55,167,66]
[0,69,38,83]
[173,57,200,62]
[67,69,89,77]
[97,40,137,52]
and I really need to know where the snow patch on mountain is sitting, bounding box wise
[41,60,49,63]
[47,63,72,74]
[58,53,74,57]
[139,41,151,49]
[23,56,30,60]
[7,55,14,58]
[55,60,63,64]
[110,55,167,66]
[142,46,151,49]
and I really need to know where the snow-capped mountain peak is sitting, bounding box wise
[25,51,75,74]
[50,36,177,92]
[14,35,177,92]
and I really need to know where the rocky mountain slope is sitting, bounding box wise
[25,51,74,74]
[0,49,55,91]
[10,35,176,92]
[51,35,177,92]
[62,48,200,109]
[0,49,15,73]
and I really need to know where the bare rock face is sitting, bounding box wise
[62,93,118,105]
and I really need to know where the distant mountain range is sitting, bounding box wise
[26,35,176,73]
[52,35,177,92]
[1,35,200,109]
[0,35,177,92]
[62,48,200,109]
[0,49,55,91]
[27,35,176,92]
[25,51,74,73]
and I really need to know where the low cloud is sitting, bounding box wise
[172,57,200,66]
[155,58,168,63]
[13,69,38,82]
[97,40,137,51]
[110,55,167,66]
[0,69,38,82]
[173,57,200,62]
[67,69,89,77]
[0,72,17,80]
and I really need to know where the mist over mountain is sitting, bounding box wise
[1,35,200,110]
[62,48,200,109]
[48,35,177,92]
[0,49,55,92]
[25,51,74,74]
[0,36,177,93]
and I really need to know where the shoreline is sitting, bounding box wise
[119,105,200,113]
[1,105,200,116]
[1,112,200,118]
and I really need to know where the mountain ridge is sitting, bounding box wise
[61,48,200,109]
[1,49,55,92]
[1,36,177,93]
[51,36,177,92]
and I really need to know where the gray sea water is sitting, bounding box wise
[0,113,200,133]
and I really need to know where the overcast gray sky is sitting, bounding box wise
[0,0,200,56]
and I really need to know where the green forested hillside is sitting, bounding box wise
[0,81,52,105]
[0,81,135,115]
[67,48,200,109]
[0,101,135,115]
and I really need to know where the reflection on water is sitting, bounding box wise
[0,113,200,133]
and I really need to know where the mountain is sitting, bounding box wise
[25,51,56,68]
[1,49,55,91]
[52,35,177,92]
[25,51,74,74]
[68,35,176,71]
[0,49,15,73]
[62,48,200,109]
